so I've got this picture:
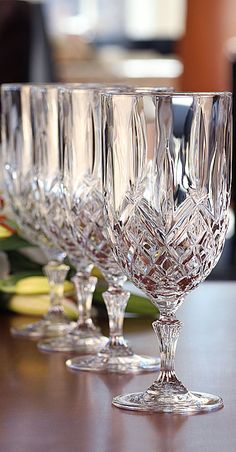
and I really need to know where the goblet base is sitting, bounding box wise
[112,391,223,414]
[10,317,76,339]
[37,328,108,353]
[66,351,160,374]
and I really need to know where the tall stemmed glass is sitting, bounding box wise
[1,84,75,338]
[28,84,107,353]
[57,85,160,373]
[102,91,232,412]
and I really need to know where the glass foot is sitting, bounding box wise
[38,328,108,353]
[112,391,223,413]
[10,317,76,339]
[66,350,160,374]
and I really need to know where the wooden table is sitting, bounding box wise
[0,281,236,452]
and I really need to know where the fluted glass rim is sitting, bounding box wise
[0,82,97,91]
[1,84,232,98]
[1,83,27,91]
[54,85,174,95]
[101,90,232,98]
[1,82,130,92]
[129,86,174,92]
[1,83,56,90]
[57,84,131,95]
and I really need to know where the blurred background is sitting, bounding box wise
[1,0,236,279]
[2,0,236,90]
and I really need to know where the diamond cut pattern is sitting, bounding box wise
[70,181,124,281]
[113,193,228,303]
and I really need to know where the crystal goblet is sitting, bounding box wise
[28,84,107,353]
[54,85,160,373]
[102,90,232,412]
[1,84,75,338]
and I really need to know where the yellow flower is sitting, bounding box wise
[0,224,14,239]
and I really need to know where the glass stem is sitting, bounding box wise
[152,314,182,384]
[43,260,69,317]
[72,273,97,329]
[102,286,130,347]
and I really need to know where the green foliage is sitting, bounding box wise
[7,250,43,275]
[0,234,32,251]
[0,232,157,317]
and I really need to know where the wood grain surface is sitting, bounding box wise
[0,281,235,452]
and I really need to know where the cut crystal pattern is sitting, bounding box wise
[102,91,231,412]
[104,94,232,312]
[69,180,125,284]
